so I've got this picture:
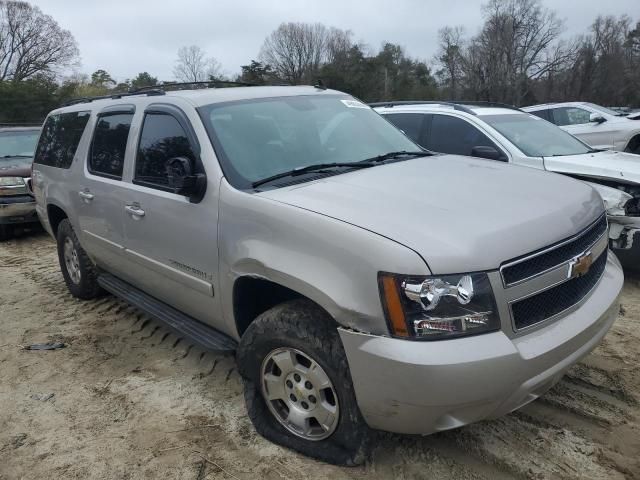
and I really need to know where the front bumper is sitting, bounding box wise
[0,195,38,225]
[339,253,623,435]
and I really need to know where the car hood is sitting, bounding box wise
[257,155,603,274]
[0,156,31,177]
[544,150,640,185]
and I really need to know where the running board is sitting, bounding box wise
[98,273,237,353]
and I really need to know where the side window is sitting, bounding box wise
[89,113,133,179]
[33,111,90,168]
[135,113,196,189]
[429,115,500,157]
[551,107,591,126]
[529,109,552,122]
[384,113,425,145]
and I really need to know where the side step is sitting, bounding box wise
[98,273,237,353]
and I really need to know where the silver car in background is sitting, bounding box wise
[33,86,622,465]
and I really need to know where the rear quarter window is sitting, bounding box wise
[34,111,91,169]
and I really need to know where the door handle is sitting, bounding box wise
[78,190,94,202]
[125,204,145,218]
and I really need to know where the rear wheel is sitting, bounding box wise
[236,299,371,466]
[0,225,10,241]
[56,219,103,299]
[625,135,640,155]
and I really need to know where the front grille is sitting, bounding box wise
[501,215,607,285]
[511,250,607,330]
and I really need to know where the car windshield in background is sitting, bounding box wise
[199,95,421,189]
[0,130,40,158]
[481,114,593,157]
[585,103,625,117]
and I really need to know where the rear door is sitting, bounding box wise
[121,103,219,324]
[73,106,134,276]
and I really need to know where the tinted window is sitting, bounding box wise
[429,115,498,156]
[34,112,90,168]
[551,107,591,126]
[89,113,133,178]
[384,113,425,144]
[200,96,419,189]
[135,114,196,188]
[529,109,552,122]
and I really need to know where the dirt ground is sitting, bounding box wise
[0,231,638,480]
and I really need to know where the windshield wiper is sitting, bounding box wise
[251,162,375,188]
[359,150,432,163]
[1,154,32,158]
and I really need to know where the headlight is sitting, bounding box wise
[379,272,500,340]
[588,182,631,216]
[0,177,24,187]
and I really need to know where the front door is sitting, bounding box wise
[550,106,614,150]
[121,105,220,326]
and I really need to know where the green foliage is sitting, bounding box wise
[239,61,274,85]
[0,76,59,123]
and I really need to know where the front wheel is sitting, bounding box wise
[236,299,371,466]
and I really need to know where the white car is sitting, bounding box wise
[522,102,640,154]
[373,101,640,264]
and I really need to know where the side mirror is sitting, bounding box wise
[589,113,606,124]
[165,156,206,201]
[471,145,504,161]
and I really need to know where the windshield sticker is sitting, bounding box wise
[341,99,370,109]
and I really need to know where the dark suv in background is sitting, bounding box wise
[0,124,42,239]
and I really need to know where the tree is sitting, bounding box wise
[239,60,274,85]
[0,1,78,82]
[173,45,221,82]
[259,22,350,84]
[90,69,115,88]
[434,26,465,99]
[130,71,158,89]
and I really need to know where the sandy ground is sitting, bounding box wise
[0,231,639,480]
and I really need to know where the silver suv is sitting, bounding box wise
[32,85,623,465]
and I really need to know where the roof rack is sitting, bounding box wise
[61,80,260,107]
[0,122,43,127]
[452,101,521,111]
[368,101,477,115]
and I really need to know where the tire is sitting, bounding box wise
[625,135,640,155]
[56,219,103,299]
[236,299,372,466]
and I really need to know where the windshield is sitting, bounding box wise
[199,95,420,189]
[0,129,40,158]
[481,113,593,157]
[585,103,624,117]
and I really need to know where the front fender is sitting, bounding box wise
[217,180,429,339]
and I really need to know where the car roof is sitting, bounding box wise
[522,102,589,111]
[0,125,42,132]
[49,86,346,115]
[373,103,525,117]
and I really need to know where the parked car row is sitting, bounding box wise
[374,101,640,265]
[26,85,628,465]
[0,124,42,240]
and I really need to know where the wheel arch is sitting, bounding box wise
[46,203,68,237]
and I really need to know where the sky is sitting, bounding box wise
[30,0,639,82]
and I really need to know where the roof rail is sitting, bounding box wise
[368,101,477,115]
[132,80,257,93]
[61,80,260,107]
[62,89,166,107]
[452,101,521,111]
[0,122,43,127]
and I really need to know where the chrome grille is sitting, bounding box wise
[510,250,607,330]
[501,215,607,286]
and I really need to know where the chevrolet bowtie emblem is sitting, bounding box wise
[569,252,593,279]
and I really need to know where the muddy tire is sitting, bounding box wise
[0,224,11,241]
[56,219,103,299]
[236,299,371,466]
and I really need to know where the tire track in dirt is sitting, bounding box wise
[1,233,639,479]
